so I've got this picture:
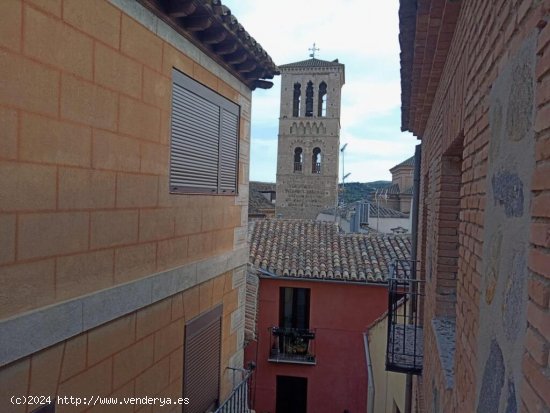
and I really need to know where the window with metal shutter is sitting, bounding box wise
[170,69,240,195]
[219,109,238,194]
[183,305,222,413]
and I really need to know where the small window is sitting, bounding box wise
[318,82,327,116]
[170,69,240,195]
[293,83,301,117]
[184,305,222,413]
[305,81,314,117]
[294,147,303,172]
[312,147,321,174]
[279,287,310,329]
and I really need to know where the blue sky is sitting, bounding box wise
[224,0,418,183]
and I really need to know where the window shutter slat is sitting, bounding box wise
[184,306,222,413]
[219,109,239,193]
[170,69,240,195]
[170,84,219,191]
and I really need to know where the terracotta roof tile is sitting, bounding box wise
[139,0,279,90]
[249,220,411,283]
[250,181,276,192]
[249,187,275,215]
[392,156,415,169]
[279,57,344,69]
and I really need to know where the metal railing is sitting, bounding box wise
[386,259,424,375]
[294,162,303,172]
[268,327,316,364]
[213,369,253,413]
[312,162,321,174]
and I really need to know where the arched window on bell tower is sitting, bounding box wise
[318,82,327,117]
[294,147,303,172]
[293,83,301,117]
[305,81,314,117]
[312,147,321,174]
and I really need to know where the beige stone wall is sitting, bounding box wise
[275,66,344,219]
[368,311,406,413]
[0,0,250,319]
[0,271,243,413]
[0,0,252,409]
[392,167,414,190]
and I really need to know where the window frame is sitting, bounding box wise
[183,305,223,413]
[279,287,310,329]
[170,69,240,196]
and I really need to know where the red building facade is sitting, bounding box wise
[245,220,411,413]
[246,278,387,413]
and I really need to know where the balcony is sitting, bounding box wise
[214,368,253,413]
[268,327,316,365]
[386,259,424,375]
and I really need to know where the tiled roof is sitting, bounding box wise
[139,0,279,90]
[368,204,409,218]
[319,202,408,219]
[250,181,276,192]
[393,156,415,169]
[249,220,411,283]
[383,183,401,195]
[249,187,275,216]
[279,57,344,69]
[376,183,412,197]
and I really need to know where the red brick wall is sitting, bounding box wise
[411,1,550,412]
[525,8,550,411]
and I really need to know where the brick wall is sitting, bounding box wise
[409,1,550,412]
[525,8,550,412]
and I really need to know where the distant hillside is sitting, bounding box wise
[338,181,391,204]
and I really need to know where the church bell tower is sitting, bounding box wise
[275,48,345,219]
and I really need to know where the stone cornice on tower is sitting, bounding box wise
[279,58,345,83]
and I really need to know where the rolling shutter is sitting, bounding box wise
[183,305,222,413]
[219,109,239,194]
[171,84,219,193]
[170,69,240,195]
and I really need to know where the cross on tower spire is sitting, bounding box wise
[308,43,319,58]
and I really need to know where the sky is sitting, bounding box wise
[223,0,418,183]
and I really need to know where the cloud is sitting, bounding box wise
[227,0,400,63]
[223,0,414,183]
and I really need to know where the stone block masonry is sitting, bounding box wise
[0,0,258,411]
[404,1,550,412]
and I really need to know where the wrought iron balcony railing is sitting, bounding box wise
[268,327,316,365]
[213,369,253,413]
[386,259,424,375]
[312,162,321,174]
[294,162,303,172]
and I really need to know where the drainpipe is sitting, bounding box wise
[405,143,422,413]
[363,332,375,413]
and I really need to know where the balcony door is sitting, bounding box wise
[276,375,307,413]
[279,287,310,329]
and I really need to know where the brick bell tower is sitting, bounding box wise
[275,46,345,219]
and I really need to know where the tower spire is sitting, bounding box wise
[308,42,319,58]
